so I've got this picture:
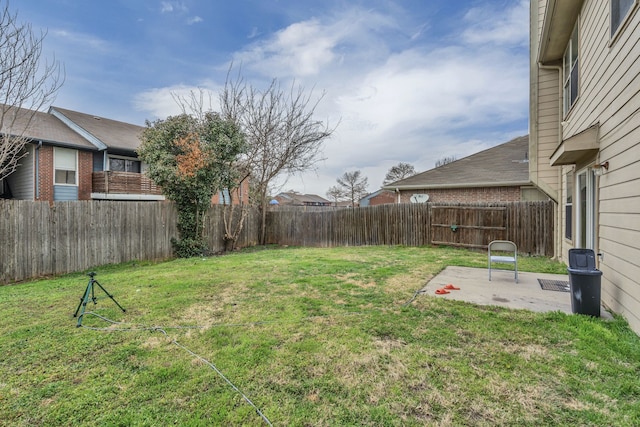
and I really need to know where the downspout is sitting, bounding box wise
[395,188,400,204]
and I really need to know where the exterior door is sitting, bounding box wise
[576,168,596,249]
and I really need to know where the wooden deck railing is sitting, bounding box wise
[92,171,163,195]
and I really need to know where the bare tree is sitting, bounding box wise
[435,155,457,168]
[383,162,416,185]
[325,185,344,206]
[220,69,336,243]
[335,170,368,207]
[0,2,63,180]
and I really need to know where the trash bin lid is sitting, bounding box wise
[568,248,597,270]
[567,267,602,276]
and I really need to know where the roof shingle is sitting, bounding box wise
[385,135,530,190]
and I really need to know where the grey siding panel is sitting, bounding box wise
[54,186,78,201]
[6,144,35,200]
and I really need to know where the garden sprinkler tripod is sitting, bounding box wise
[74,272,126,327]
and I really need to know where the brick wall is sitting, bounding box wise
[211,178,250,205]
[369,191,396,206]
[37,146,54,202]
[78,151,93,200]
[36,146,94,202]
[399,186,522,204]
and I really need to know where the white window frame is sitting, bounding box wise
[563,21,579,116]
[54,147,78,186]
[611,0,637,39]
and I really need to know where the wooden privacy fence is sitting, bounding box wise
[1,200,553,284]
[266,203,431,247]
[266,201,554,256]
[0,200,260,284]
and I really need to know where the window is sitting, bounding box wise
[563,22,579,115]
[109,157,141,173]
[611,0,635,37]
[54,147,77,185]
[565,172,573,240]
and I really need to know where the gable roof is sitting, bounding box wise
[0,105,95,150]
[49,106,145,153]
[276,192,331,205]
[384,135,530,190]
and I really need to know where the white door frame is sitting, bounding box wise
[575,167,596,249]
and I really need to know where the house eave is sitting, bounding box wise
[383,181,532,191]
[538,0,584,64]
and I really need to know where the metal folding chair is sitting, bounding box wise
[488,240,518,283]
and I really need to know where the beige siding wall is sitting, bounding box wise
[530,0,560,195]
[554,0,640,332]
[531,0,562,257]
[536,69,561,196]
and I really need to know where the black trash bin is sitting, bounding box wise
[567,249,602,317]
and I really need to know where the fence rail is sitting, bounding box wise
[1,200,554,284]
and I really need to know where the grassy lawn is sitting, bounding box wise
[1,245,639,426]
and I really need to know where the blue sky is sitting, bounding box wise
[15,0,530,196]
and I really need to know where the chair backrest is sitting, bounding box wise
[489,240,517,253]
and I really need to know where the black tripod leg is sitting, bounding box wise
[91,279,98,304]
[74,280,93,327]
[94,280,126,313]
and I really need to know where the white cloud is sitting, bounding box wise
[50,29,111,53]
[134,1,530,196]
[234,8,397,78]
[160,1,187,14]
[133,82,223,120]
[461,0,529,46]
[187,16,203,25]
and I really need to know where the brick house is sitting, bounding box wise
[359,189,396,206]
[1,105,248,204]
[382,135,548,204]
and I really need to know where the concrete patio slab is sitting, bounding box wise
[422,266,612,319]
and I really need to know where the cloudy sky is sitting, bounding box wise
[16,0,530,196]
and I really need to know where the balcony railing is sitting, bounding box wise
[92,171,163,196]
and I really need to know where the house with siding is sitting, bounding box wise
[2,106,164,202]
[2,106,248,204]
[383,135,548,204]
[530,0,640,333]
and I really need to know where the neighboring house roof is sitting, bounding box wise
[0,105,95,150]
[276,192,331,205]
[49,106,145,153]
[384,135,530,190]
